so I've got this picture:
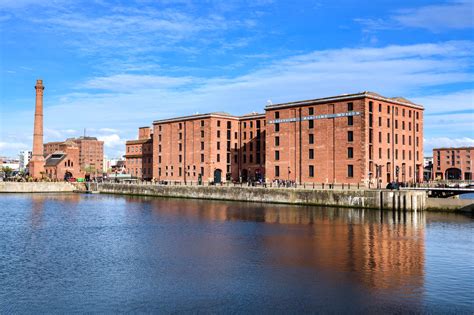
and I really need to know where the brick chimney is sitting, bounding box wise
[28,79,45,178]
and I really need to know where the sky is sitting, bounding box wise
[0,0,473,158]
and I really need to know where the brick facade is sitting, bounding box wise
[44,136,104,174]
[125,92,424,186]
[432,147,473,180]
[265,92,424,186]
[124,127,153,180]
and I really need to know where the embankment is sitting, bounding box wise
[97,183,427,211]
[0,182,76,193]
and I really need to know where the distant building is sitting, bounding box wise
[19,150,32,172]
[124,127,153,180]
[44,136,104,174]
[432,147,473,180]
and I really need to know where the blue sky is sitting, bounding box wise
[0,0,473,158]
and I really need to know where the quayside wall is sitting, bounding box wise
[0,182,76,193]
[97,183,427,211]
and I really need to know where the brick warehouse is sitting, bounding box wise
[125,91,424,186]
[124,127,153,180]
[265,92,424,186]
[432,147,473,180]
[150,112,265,183]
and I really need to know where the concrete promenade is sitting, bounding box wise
[97,182,428,211]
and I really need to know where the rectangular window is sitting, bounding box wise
[201,120,204,127]
[217,130,221,138]
[348,147,353,158]
[347,165,354,178]
[227,121,231,129]
[309,149,314,159]
[217,120,220,127]
[275,111,280,119]
[387,133,390,143]
[378,117,382,127]
[378,103,382,112]
[217,154,220,162]
[378,148,382,159]
[378,131,382,143]
[309,165,314,177]
[201,130,204,138]
[309,120,314,129]
[309,107,314,115]
[249,154,253,163]
[275,151,280,161]
[348,131,353,142]
[368,101,372,112]
[275,136,280,146]
[348,102,354,111]
[201,142,204,150]
[387,118,390,128]
[348,116,353,126]
[217,142,220,150]
[275,123,280,132]
[309,134,314,144]
[201,154,204,163]
[201,167,204,176]
[275,165,280,177]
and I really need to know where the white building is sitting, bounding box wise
[19,150,32,171]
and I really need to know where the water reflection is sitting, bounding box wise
[0,194,471,313]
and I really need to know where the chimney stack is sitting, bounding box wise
[29,79,45,179]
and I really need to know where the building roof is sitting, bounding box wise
[126,139,152,145]
[45,152,67,166]
[239,112,265,120]
[153,112,239,124]
[433,147,474,151]
[264,91,423,110]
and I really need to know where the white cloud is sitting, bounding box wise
[81,74,194,91]
[394,0,474,31]
[0,141,29,152]
[357,0,474,33]
[424,137,474,155]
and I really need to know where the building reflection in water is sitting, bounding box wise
[137,197,425,298]
[30,193,82,229]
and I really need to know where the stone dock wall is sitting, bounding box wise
[97,183,427,211]
[0,182,76,193]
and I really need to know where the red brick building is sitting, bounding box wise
[265,92,424,186]
[432,147,473,180]
[124,127,153,180]
[44,140,83,180]
[44,136,104,174]
[238,113,266,182]
[152,113,240,183]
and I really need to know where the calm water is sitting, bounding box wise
[0,194,472,313]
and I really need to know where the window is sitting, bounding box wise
[348,147,353,158]
[159,145,162,152]
[243,122,247,128]
[275,123,280,132]
[378,117,382,127]
[217,120,221,127]
[348,131,353,142]
[347,165,354,178]
[201,130,204,138]
[309,149,314,159]
[309,120,314,129]
[227,121,231,129]
[217,130,221,138]
[387,118,390,128]
[275,165,280,177]
[200,120,204,127]
[348,102,354,111]
[348,116,353,126]
[275,151,280,160]
[395,120,398,129]
[275,136,280,146]
[309,165,314,177]
[201,167,204,176]
[309,134,314,144]
[309,107,314,115]
[368,101,372,112]
[201,142,204,150]
[378,104,382,112]
[249,154,253,163]
[201,154,204,163]
[387,133,390,143]
[217,154,220,162]
[275,111,280,119]
[217,142,220,150]
[379,148,382,159]
[179,123,182,129]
